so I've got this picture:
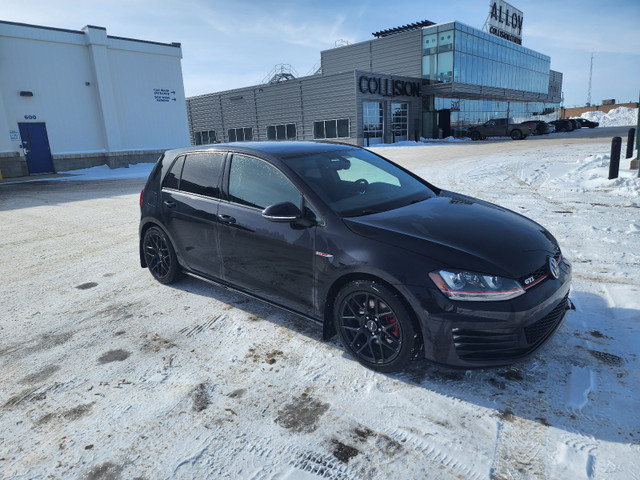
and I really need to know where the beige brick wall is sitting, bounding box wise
[561,102,639,119]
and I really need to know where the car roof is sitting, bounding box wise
[163,141,361,159]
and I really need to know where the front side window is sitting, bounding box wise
[228,154,301,210]
[179,153,225,198]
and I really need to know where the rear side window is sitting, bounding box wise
[179,153,225,198]
[162,155,185,190]
[228,154,301,210]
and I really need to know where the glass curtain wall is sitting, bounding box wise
[421,21,558,138]
[422,22,550,93]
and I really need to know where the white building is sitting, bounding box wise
[0,20,190,178]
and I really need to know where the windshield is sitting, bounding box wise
[283,148,436,217]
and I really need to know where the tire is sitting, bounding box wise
[470,131,481,141]
[510,129,522,140]
[333,280,415,372]
[142,226,182,284]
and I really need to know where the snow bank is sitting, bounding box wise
[373,136,470,147]
[580,107,638,127]
[554,153,640,198]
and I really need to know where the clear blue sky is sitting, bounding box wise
[2,0,638,107]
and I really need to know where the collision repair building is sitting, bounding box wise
[0,20,190,178]
[187,1,562,146]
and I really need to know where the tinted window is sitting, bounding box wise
[228,154,301,210]
[162,155,185,190]
[179,153,224,198]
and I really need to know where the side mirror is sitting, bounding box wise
[262,201,302,222]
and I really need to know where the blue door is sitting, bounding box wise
[18,123,54,174]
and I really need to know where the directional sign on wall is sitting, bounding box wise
[154,88,177,102]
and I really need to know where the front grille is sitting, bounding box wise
[452,293,569,362]
[519,252,563,290]
[524,293,569,345]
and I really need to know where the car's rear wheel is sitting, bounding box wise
[143,226,181,284]
[334,280,415,372]
[510,129,522,140]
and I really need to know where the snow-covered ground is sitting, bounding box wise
[580,106,638,127]
[0,135,638,479]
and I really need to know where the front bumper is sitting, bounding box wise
[408,259,572,368]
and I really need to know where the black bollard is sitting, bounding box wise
[608,137,621,179]
[626,128,636,159]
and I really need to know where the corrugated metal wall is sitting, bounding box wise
[321,30,422,78]
[187,72,358,144]
[186,68,426,146]
[371,30,422,77]
[321,42,371,75]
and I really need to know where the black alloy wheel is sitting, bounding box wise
[510,129,522,140]
[143,226,181,284]
[334,281,415,372]
[470,131,481,141]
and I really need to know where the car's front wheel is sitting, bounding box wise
[334,280,415,372]
[143,226,182,284]
[470,131,481,141]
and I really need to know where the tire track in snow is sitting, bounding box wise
[383,426,486,480]
[490,412,548,480]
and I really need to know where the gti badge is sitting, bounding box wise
[548,257,559,279]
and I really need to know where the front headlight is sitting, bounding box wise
[428,269,525,301]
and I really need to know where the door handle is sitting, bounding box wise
[218,214,236,224]
[163,200,176,208]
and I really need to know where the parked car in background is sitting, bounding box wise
[574,118,599,128]
[529,120,551,135]
[549,119,574,132]
[139,141,572,372]
[468,118,533,140]
[568,119,581,129]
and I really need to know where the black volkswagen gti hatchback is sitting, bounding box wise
[139,141,572,372]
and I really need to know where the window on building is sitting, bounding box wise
[228,127,253,142]
[391,103,409,141]
[228,154,301,210]
[313,119,350,139]
[194,130,217,145]
[363,102,383,143]
[266,123,297,140]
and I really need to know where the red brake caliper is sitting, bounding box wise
[384,315,399,338]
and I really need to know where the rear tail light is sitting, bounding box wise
[140,189,144,207]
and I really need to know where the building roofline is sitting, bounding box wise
[0,19,181,48]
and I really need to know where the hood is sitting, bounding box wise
[344,191,559,279]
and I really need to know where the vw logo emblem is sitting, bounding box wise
[548,257,559,279]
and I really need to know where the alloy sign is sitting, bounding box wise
[487,0,523,45]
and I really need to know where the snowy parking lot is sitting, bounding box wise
[1,128,639,479]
